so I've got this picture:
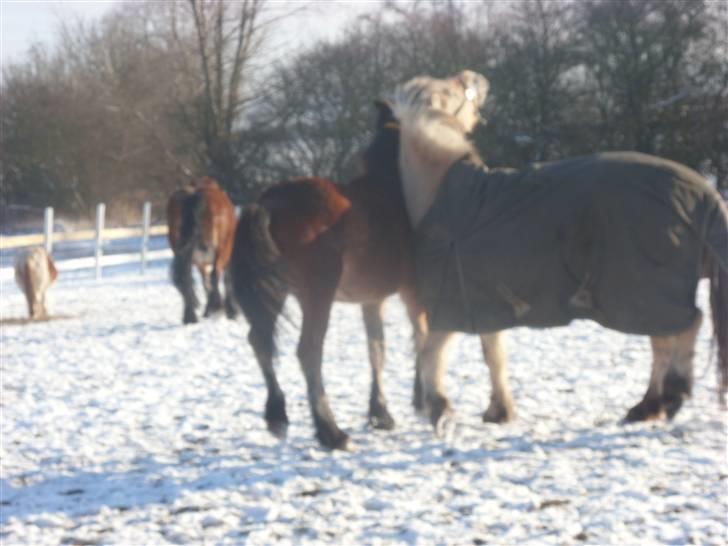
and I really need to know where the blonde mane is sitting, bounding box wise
[392,71,488,226]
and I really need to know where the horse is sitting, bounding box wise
[387,70,728,432]
[14,246,58,320]
[230,101,429,450]
[167,176,238,324]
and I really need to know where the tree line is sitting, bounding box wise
[1,0,726,223]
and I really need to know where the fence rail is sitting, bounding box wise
[1,203,170,280]
[0,225,168,250]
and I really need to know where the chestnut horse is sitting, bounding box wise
[14,246,58,320]
[230,102,428,450]
[167,177,238,324]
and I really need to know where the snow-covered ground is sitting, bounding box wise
[1,263,726,545]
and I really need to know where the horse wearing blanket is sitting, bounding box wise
[389,70,728,432]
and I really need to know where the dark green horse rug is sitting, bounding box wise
[415,151,728,336]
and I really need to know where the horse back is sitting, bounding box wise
[261,177,352,254]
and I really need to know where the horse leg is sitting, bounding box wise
[480,332,515,423]
[419,330,458,430]
[400,287,428,412]
[38,289,49,320]
[222,267,239,319]
[298,289,349,450]
[624,318,701,422]
[625,312,702,422]
[22,285,34,320]
[178,262,199,324]
[247,288,289,438]
[661,311,702,419]
[362,301,395,430]
[625,336,673,422]
[203,264,223,317]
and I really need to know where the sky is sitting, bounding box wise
[0,0,378,68]
[1,1,114,64]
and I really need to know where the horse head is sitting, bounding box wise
[389,71,490,225]
[392,70,489,133]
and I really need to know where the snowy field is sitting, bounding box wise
[1,262,726,545]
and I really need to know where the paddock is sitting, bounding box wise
[1,262,725,545]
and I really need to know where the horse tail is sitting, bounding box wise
[710,261,728,403]
[47,253,58,284]
[706,195,728,403]
[230,204,287,332]
[172,191,203,310]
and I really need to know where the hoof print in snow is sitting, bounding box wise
[60,488,84,496]
[538,498,570,510]
[61,537,100,546]
[298,487,321,497]
[171,505,204,515]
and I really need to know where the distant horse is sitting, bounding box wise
[15,246,58,320]
[388,70,728,431]
[167,177,238,324]
[230,101,429,450]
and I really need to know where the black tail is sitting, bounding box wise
[230,204,288,332]
[172,192,203,315]
[710,259,728,405]
[706,196,728,404]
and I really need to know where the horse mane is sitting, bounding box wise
[400,109,475,169]
[197,176,221,190]
[393,92,478,226]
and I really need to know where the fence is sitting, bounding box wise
[0,203,170,280]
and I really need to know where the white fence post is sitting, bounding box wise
[95,203,106,280]
[43,207,54,253]
[140,202,151,275]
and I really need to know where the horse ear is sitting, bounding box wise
[373,99,395,127]
[456,70,490,106]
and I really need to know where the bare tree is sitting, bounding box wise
[181,0,271,190]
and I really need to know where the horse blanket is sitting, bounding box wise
[415,151,728,335]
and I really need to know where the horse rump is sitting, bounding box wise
[14,246,57,320]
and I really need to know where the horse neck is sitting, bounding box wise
[398,114,474,226]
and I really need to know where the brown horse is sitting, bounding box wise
[167,177,238,324]
[14,246,58,320]
[230,102,428,450]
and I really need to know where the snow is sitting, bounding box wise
[1,262,726,545]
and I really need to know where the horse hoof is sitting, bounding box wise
[435,412,457,441]
[662,396,685,421]
[482,403,515,424]
[369,411,395,431]
[317,428,350,451]
[624,399,665,423]
[265,397,288,438]
[183,312,198,324]
[267,420,288,439]
[428,395,452,429]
